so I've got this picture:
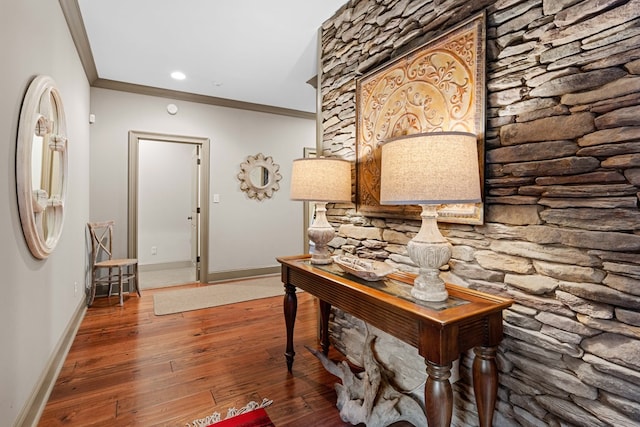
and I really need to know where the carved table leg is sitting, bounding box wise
[319,300,331,355]
[425,361,453,427]
[473,346,498,427]
[284,283,298,373]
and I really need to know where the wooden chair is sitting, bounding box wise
[87,221,140,306]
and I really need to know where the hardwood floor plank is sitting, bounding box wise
[38,398,117,427]
[115,390,216,426]
[39,284,362,426]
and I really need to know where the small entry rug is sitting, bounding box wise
[154,275,283,315]
[188,399,274,427]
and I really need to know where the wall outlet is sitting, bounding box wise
[151,246,157,255]
[74,281,78,295]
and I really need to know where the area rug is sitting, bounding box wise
[154,275,283,315]
[187,398,274,427]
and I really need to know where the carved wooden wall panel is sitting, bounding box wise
[356,13,486,224]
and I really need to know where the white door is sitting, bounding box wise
[137,139,195,288]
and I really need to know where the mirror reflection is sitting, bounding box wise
[249,165,270,188]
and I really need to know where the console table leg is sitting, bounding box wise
[284,283,298,373]
[319,300,331,355]
[425,361,453,427]
[473,346,498,427]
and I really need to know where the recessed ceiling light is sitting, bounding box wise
[171,71,186,80]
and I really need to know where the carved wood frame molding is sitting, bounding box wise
[237,153,282,201]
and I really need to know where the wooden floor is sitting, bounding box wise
[39,284,361,426]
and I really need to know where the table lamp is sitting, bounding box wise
[380,132,481,302]
[290,157,352,264]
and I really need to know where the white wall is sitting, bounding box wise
[89,89,313,275]
[0,1,90,424]
[138,140,193,265]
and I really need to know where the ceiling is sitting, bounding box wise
[73,0,347,115]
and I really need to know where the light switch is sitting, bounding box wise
[213,194,220,203]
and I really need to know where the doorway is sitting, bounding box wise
[128,131,210,288]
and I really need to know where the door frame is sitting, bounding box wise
[127,131,210,283]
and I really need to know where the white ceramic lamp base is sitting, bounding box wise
[308,202,335,265]
[407,205,451,302]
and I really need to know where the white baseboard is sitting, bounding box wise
[139,260,192,272]
[14,299,86,427]
[206,266,280,282]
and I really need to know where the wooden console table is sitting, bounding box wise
[277,254,512,427]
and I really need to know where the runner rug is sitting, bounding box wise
[154,275,283,315]
[187,399,274,427]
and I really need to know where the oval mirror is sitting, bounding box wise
[237,153,282,200]
[16,75,68,259]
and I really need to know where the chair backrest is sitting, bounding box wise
[88,221,115,265]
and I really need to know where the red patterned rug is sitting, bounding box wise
[206,408,274,427]
[188,398,274,427]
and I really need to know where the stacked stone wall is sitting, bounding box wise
[320,0,640,425]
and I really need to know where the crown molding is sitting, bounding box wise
[59,0,98,83]
[92,78,315,119]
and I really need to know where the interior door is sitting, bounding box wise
[129,131,210,287]
[190,145,201,280]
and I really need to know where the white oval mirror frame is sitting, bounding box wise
[16,75,68,259]
[237,153,282,200]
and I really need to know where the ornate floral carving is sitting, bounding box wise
[356,15,486,224]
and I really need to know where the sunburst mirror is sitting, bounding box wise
[237,153,282,201]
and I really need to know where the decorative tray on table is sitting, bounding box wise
[332,255,397,281]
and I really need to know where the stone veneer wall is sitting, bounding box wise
[319,0,640,426]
